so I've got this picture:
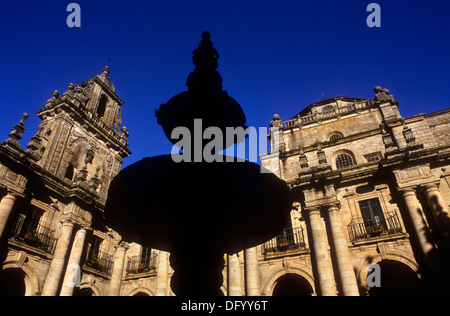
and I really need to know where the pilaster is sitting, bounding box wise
[155,250,169,296]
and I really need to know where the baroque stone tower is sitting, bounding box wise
[0,66,133,296]
[26,66,131,205]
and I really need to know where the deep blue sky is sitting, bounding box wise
[1,1,449,167]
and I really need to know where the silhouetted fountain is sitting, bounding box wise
[105,32,292,296]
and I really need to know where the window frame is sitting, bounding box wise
[328,132,344,143]
[335,153,354,169]
[358,198,387,231]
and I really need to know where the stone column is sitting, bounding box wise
[0,191,17,240]
[60,227,88,296]
[326,205,359,296]
[108,242,128,296]
[244,247,261,296]
[401,188,434,263]
[228,253,242,296]
[424,183,450,237]
[155,251,169,296]
[41,219,75,296]
[305,208,337,296]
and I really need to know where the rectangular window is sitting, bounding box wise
[367,156,380,162]
[358,198,386,232]
[364,152,382,163]
[22,206,44,235]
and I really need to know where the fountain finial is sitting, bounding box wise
[192,31,220,71]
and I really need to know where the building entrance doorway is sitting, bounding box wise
[368,260,421,296]
[272,273,314,296]
[0,268,26,296]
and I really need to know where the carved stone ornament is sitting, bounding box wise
[61,83,76,100]
[45,91,60,107]
[74,82,94,107]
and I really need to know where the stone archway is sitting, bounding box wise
[121,283,156,297]
[272,273,314,296]
[74,287,95,296]
[2,256,41,296]
[0,268,27,296]
[368,260,422,296]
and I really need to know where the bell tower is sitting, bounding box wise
[26,66,131,204]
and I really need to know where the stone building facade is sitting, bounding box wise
[0,68,449,296]
[259,87,450,295]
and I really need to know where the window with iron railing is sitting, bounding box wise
[84,236,113,275]
[126,251,158,275]
[263,227,307,256]
[10,214,57,254]
[348,198,404,242]
[84,250,114,275]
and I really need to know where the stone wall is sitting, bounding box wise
[426,109,450,147]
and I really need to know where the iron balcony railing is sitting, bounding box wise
[263,227,307,255]
[84,250,114,275]
[10,215,57,254]
[126,253,158,275]
[348,211,403,242]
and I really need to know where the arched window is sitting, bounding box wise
[336,153,354,169]
[322,105,335,112]
[97,95,108,118]
[329,132,343,142]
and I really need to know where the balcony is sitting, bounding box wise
[263,227,308,258]
[9,215,57,255]
[348,211,405,243]
[84,250,114,275]
[126,253,158,276]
